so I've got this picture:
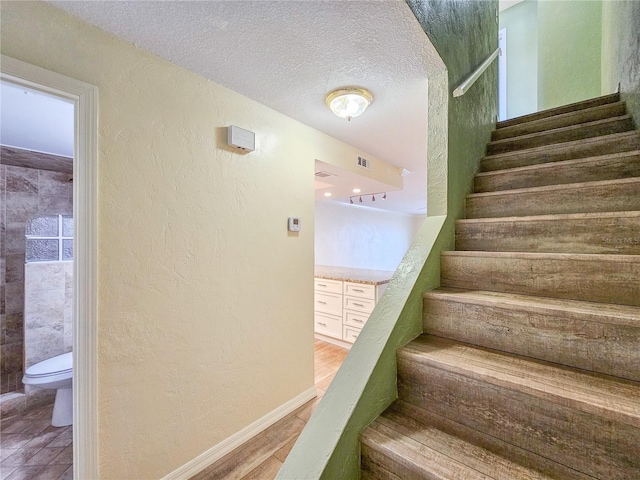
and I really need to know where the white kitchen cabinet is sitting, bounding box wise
[341,281,387,344]
[314,267,392,347]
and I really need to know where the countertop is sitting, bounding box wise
[314,265,394,286]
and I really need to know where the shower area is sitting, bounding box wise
[0,80,75,417]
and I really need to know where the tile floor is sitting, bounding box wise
[0,403,73,480]
[191,339,349,480]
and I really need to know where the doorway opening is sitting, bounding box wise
[1,55,98,479]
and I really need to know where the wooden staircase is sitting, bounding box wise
[360,93,640,479]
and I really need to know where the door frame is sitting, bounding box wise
[1,55,99,479]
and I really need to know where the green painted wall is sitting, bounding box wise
[411,0,498,226]
[499,0,538,118]
[537,0,602,110]
[500,0,602,118]
[602,0,640,126]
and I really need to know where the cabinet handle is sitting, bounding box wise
[317,322,327,326]
[317,300,327,305]
[354,319,363,323]
[352,334,358,338]
[317,283,327,287]
[353,288,364,292]
[353,302,364,307]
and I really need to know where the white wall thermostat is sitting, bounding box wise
[288,217,301,232]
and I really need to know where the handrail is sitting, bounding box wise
[453,47,501,97]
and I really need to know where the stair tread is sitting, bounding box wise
[488,114,633,148]
[402,335,640,428]
[496,93,620,129]
[494,101,627,140]
[378,400,588,480]
[441,249,640,261]
[482,130,640,163]
[457,209,640,223]
[363,409,554,480]
[475,149,640,178]
[467,175,640,199]
[423,287,640,327]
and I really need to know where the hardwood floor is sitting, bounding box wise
[191,339,348,480]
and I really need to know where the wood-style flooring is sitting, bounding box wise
[0,403,73,480]
[191,339,348,480]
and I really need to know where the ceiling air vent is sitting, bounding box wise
[357,156,371,170]
[315,171,336,178]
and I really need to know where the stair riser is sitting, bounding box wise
[492,102,628,141]
[362,429,454,480]
[481,132,640,172]
[423,296,640,381]
[496,93,620,129]
[441,253,640,306]
[361,446,407,480]
[455,214,640,254]
[466,179,640,218]
[475,152,640,192]
[487,117,634,155]
[397,356,640,479]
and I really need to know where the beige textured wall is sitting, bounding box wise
[0,2,391,478]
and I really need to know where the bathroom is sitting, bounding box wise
[1,80,75,478]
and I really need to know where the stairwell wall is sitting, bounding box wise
[537,0,602,111]
[602,0,640,127]
[500,0,603,119]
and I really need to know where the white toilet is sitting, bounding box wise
[22,352,73,427]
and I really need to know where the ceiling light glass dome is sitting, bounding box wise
[325,87,373,121]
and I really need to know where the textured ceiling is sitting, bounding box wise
[49,1,442,214]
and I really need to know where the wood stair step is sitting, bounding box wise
[455,211,640,254]
[370,400,590,480]
[440,251,640,306]
[480,130,640,172]
[466,177,640,219]
[492,101,628,141]
[398,335,640,479]
[486,115,634,155]
[423,288,640,381]
[474,150,640,193]
[496,92,620,129]
[361,401,557,480]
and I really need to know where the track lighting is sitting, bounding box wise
[347,192,387,205]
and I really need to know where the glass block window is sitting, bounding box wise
[25,215,74,263]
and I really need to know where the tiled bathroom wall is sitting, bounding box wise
[23,261,73,404]
[0,164,73,395]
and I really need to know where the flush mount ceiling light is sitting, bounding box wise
[325,87,373,121]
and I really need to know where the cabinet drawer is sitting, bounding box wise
[343,282,375,300]
[314,278,342,294]
[315,312,342,339]
[344,310,369,328]
[315,292,343,316]
[344,295,375,314]
[343,325,362,344]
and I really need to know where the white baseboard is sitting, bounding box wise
[161,386,317,480]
